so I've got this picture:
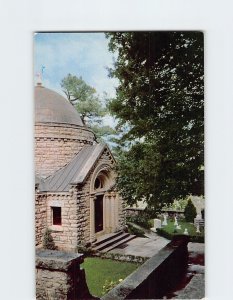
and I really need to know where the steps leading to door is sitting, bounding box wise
[92,231,136,253]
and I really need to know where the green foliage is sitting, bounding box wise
[61,74,116,141]
[127,223,145,237]
[126,213,153,229]
[156,219,204,243]
[106,32,204,207]
[184,199,197,222]
[163,198,188,211]
[42,228,56,250]
[91,124,116,142]
[83,257,139,297]
[76,241,95,257]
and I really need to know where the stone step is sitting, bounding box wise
[92,231,124,247]
[93,232,132,252]
[100,235,136,253]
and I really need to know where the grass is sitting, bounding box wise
[156,219,204,243]
[82,257,140,297]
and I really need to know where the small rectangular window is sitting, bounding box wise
[52,207,61,225]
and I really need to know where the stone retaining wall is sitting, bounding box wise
[102,235,189,300]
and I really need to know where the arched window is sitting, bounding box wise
[94,171,109,190]
[94,177,102,189]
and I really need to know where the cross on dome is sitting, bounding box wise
[36,73,42,86]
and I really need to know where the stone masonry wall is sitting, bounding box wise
[117,194,126,230]
[36,148,126,251]
[35,123,95,177]
[36,250,95,300]
[76,148,126,244]
[46,185,90,251]
[35,193,47,247]
[46,191,79,252]
[76,184,90,244]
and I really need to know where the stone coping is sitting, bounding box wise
[36,250,84,272]
[102,235,189,300]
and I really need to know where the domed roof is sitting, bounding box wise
[35,86,84,126]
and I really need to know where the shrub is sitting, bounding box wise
[95,251,148,264]
[156,227,204,243]
[184,199,197,222]
[127,223,145,237]
[126,213,152,229]
[76,241,95,257]
[42,228,56,250]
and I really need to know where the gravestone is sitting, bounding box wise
[184,228,189,235]
[150,218,162,232]
[162,214,168,226]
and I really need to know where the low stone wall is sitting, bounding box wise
[36,250,98,300]
[102,235,189,300]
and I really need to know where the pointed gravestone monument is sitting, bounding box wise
[184,228,189,235]
[162,214,168,226]
[150,219,162,232]
[196,224,201,233]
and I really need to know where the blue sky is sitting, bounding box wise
[34,33,119,98]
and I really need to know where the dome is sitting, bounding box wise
[35,85,84,126]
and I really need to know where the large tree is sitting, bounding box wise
[61,74,115,141]
[106,31,204,209]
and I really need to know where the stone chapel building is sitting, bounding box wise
[35,83,125,251]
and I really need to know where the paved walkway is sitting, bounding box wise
[109,233,169,257]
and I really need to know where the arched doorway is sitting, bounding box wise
[90,164,119,241]
[94,194,103,233]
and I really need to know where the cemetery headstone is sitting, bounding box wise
[150,218,162,232]
[184,228,189,235]
[162,214,168,226]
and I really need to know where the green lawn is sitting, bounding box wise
[82,257,139,297]
[156,219,204,243]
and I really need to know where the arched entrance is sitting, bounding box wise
[94,194,104,233]
[90,164,119,242]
